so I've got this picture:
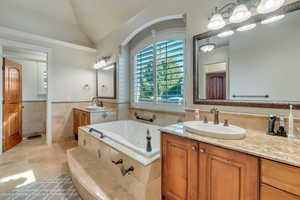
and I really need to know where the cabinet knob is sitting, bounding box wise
[199,149,205,153]
[191,146,197,151]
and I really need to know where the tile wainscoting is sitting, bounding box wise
[51,101,91,142]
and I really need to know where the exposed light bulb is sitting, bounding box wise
[261,14,285,24]
[229,4,251,23]
[94,63,100,69]
[200,43,216,52]
[237,23,257,32]
[99,60,106,67]
[208,14,226,30]
[257,0,285,14]
[218,30,235,38]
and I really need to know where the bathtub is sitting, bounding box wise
[80,120,161,165]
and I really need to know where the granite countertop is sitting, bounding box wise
[161,124,300,168]
[74,107,116,113]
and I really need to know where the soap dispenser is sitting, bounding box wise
[267,115,277,136]
[277,116,287,137]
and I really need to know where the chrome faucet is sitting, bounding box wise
[210,108,220,125]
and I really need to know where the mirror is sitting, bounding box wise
[193,2,300,108]
[96,63,116,99]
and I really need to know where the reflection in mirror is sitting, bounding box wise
[96,63,116,99]
[195,6,300,104]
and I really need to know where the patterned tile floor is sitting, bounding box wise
[0,174,81,200]
[0,136,80,199]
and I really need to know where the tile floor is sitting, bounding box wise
[0,136,78,193]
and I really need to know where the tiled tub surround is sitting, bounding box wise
[161,124,300,167]
[67,121,161,200]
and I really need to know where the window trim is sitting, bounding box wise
[130,28,186,112]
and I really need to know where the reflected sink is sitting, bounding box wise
[183,121,246,140]
[85,105,105,111]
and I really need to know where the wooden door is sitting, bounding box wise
[198,142,258,200]
[3,58,22,151]
[206,72,226,99]
[162,133,198,200]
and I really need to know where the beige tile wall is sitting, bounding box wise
[51,101,90,142]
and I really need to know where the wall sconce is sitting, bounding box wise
[94,56,111,69]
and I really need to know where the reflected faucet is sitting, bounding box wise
[210,108,220,125]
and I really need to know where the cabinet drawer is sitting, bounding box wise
[261,159,300,196]
[261,184,300,200]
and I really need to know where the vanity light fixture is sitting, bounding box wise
[261,14,285,24]
[199,42,216,53]
[217,30,235,38]
[208,13,226,30]
[257,0,285,14]
[94,56,111,70]
[229,4,251,23]
[237,23,257,31]
[207,0,285,30]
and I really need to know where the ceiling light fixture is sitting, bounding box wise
[237,23,257,31]
[217,30,235,38]
[261,14,285,24]
[257,0,285,14]
[229,4,251,23]
[199,41,216,53]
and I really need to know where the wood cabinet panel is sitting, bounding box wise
[261,184,300,200]
[73,109,90,139]
[198,143,259,200]
[261,159,300,196]
[162,133,198,200]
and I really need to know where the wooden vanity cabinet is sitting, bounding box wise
[161,133,259,200]
[260,159,300,200]
[198,142,259,200]
[162,133,198,200]
[73,109,90,139]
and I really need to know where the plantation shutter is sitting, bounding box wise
[156,40,184,104]
[134,44,155,103]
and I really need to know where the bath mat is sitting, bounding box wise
[0,174,81,200]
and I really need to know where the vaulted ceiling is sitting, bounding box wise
[0,0,153,47]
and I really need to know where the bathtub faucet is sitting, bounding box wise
[146,129,152,152]
[121,166,134,176]
[88,128,104,139]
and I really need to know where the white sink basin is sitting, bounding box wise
[85,105,104,111]
[183,121,246,140]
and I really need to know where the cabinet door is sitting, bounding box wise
[79,111,90,127]
[198,143,258,200]
[162,133,198,200]
[73,109,79,134]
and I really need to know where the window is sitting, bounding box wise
[134,40,184,105]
